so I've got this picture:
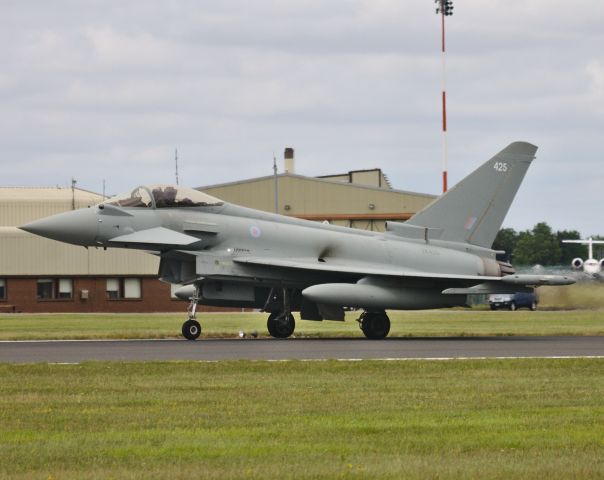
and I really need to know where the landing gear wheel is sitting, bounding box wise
[360,311,390,339]
[267,312,295,339]
[182,319,202,340]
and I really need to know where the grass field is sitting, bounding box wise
[1,283,602,341]
[2,285,601,479]
[1,308,604,340]
[1,358,603,479]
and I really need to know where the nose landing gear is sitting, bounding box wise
[182,284,202,340]
[182,318,202,340]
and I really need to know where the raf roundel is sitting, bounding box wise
[249,225,262,238]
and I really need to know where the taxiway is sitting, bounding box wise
[1,336,603,363]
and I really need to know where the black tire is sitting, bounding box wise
[509,302,517,311]
[267,312,295,339]
[360,311,390,339]
[490,305,497,311]
[182,319,202,340]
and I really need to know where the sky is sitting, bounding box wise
[1,0,602,235]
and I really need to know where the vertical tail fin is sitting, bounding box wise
[406,141,537,248]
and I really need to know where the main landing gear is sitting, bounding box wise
[182,284,202,341]
[265,288,295,339]
[358,310,390,339]
[267,312,295,338]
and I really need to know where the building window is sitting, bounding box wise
[124,278,141,299]
[37,279,54,299]
[106,278,120,299]
[106,278,142,300]
[58,279,73,299]
[37,278,73,300]
[0,279,6,300]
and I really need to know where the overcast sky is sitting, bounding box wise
[1,0,602,235]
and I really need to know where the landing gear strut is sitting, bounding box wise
[265,288,295,339]
[358,311,390,339]
[182,284,202,341]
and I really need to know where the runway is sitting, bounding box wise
[1,336,603,363]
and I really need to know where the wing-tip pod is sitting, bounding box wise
[500,274,576,286]
[441,274,576,295]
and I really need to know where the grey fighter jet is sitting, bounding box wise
[20,142,574,340]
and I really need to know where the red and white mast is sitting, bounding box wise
[434,0,453,193]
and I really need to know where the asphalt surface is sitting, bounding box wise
[0,336,603,363]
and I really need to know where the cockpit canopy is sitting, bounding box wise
[103,185,223,209]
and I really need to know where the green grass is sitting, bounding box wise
[0,359,603,479]
[1,309,604,340]
[1,283,602,340]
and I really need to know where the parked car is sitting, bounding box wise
[488,292,538,311]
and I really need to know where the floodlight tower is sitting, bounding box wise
[434,0,453,192]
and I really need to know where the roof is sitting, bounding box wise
[198,172,433,199]
[0,187,103,228]
[0,186,102,203]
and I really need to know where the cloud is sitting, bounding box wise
[0,0,603,235]
[587,60,604,113]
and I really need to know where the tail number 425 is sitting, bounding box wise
[493,162,508,172]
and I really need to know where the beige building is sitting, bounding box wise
[1,163,435,312]
[0,187,181,313]
[201,168,435,232]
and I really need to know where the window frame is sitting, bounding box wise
[36,278,74,301]
[106,277,143,301]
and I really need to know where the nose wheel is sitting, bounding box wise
[182,319,202,340]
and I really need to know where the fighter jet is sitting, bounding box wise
[20,142,574,340]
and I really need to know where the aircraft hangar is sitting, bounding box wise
[200,168,435,232]
[0,187,182,314]
[1,159,435,313]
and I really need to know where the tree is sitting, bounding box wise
[513,222,561,266]
[492,228,518,262]
[494,225,603,266]
[557,229,583,265]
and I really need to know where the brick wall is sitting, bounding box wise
[0,277,230,313]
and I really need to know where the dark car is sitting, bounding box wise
[488,292,538,311]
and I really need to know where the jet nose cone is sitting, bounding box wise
[20,208,98,246]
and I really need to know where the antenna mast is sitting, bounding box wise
[434,0,454,193]
[71,178,77,210]
[273,152,279,214]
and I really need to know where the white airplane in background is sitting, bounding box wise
[562,238,604,276]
